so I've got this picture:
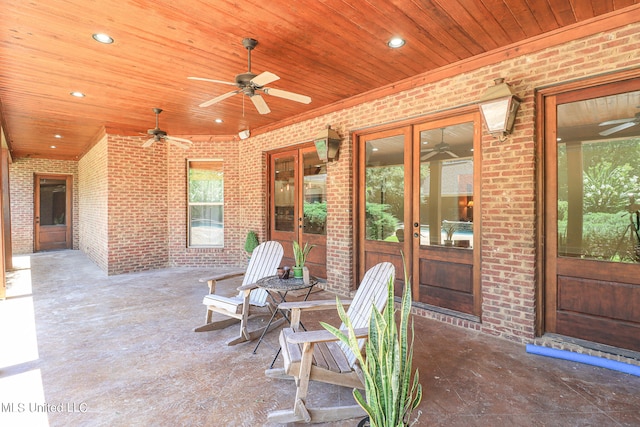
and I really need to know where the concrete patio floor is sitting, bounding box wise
[1,250,639,426]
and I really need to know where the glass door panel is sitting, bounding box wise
[302,149,327,235]
[365,135,405,242]
[274,155,296,233]
[418,123,474,248]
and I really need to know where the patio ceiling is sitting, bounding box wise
[0,0,638,160]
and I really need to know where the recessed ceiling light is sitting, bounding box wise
[215,118,224,123]
[50,145,57,149]
[387,37,405,48]
[372,147,379,152]
[54,134,63,139]
[70,91,85,98]
[92,33,114,44]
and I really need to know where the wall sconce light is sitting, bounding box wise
[314,125,341,162]
[238,129,250,140]
[478,78,521,140]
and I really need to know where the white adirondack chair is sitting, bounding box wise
[194,240,284,346]
[265,261,395,423]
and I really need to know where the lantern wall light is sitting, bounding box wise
[314,125,341,162]
[478,78,521,141]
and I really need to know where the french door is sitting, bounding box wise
[543,78,640,352]
[357,112,481,317]
[268,145,327,278]
[34,174,72,251]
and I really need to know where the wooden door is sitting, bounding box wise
[34,174,72,251]
[356,113,480,316]
[356,127,412,294]
[544,78,640,352]
[412,113,481,316]
[269,146,327,278]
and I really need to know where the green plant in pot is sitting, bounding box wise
[322,255,422,427]
[292,240,314,278]
[244,230,260,259]
[442,220,457,246]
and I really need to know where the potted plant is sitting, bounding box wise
[292,240,314,278]
[442,220,457,246]
[322,256,422,427]
[244,230,260,259]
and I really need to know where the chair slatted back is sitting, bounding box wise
[240,241,284,306]
[340,262,395,368]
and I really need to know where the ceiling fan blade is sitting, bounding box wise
[188,76,236,86]
[166,135,192,144]
[599,121,637,136]
[142,138,155,148]
[599,118,634,126]
[250,94,271,114]
[445,151,459,158]
[166,138,191,149]
[251,71,279,87]
[199,90,238,108]
[263,87,312,104]
[421,151,437,160]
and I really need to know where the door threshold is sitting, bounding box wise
[535,333,640,367]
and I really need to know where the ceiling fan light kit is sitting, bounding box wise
[188,38,312,115]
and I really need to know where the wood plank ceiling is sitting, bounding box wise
[0,0,638,160]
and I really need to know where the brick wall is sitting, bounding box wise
[78,135,108,271]
[106,134,169,275]
[233,21,640,343]
[9,157,79,254]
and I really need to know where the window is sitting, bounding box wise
[188,160,224,247]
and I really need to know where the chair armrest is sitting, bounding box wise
[199,270,246,294]
[286,327,369,345]
[278,299,353,312]
[237,282,258,292]
[199,270,246,283]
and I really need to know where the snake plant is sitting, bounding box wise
[322,257,422,427]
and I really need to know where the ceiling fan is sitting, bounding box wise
[188,38,312,114]
[421,128,459,160]
[142,108,192,149]
[599,108,640,136]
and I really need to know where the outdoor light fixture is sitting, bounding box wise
[313,125,341,162]
[478,78,521,140]
[238,129,250,140]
